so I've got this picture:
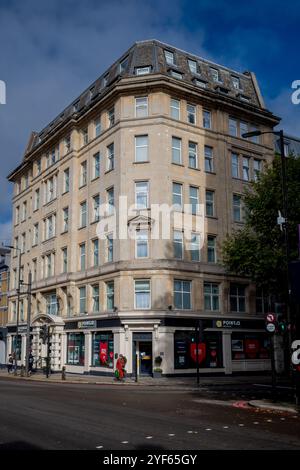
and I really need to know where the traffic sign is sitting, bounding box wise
[266,323,276,333]
[266,313,275,323]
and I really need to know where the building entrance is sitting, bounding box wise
[133,332,153,376]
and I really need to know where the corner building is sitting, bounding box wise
[7,40,279,376]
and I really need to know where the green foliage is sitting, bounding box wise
[222,155,300,297]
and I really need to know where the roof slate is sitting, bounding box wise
[23,39,272,157]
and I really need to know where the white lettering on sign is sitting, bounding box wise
[223,320,241,327]
[291,80,300,105]
[0,80,6,104]
[291,340,300,365]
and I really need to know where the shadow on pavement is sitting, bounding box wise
[0,441,43,450]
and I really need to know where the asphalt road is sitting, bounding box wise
[0,378,299,450]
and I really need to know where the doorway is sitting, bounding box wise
[133,332,153,376]
[139,341,152,375]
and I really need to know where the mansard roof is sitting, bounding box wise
[20,39,279,159]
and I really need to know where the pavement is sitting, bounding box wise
[0,368,284,387]
[1,369,299,414]
[0,378,299,450]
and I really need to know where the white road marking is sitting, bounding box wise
[187,430,193,434]
[205,428,212,431]
[280,418,285,421]
[121,441,129,444]
[223,426,229,429]
[96,445,103,449]
[238,424,245,427]
[253,422,259,425]
[168,433,175,437]
[145,436,153,439]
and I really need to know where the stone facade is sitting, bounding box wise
[6,40,279,376]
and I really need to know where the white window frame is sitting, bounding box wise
[134,279,151,310]
[189,186,199,215]
[80,201,87,228]
[173,230,183,259]
[107,143,114,171]
[188,59,197,74]
[135,230,149,259]
[136,66,151,75]
[187,104,196,125]
[188,141,198,169]
[135,135,148,162]
[164,50,174,65]
[135,181,149,209]
[170,98,180,120]
[80,161,87,187]
[172,182,183,209]
[93,152,100,179]
[204,146,214,173]
[135,97,148,118]
[172,137,182,164]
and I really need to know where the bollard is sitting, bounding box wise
[61,366,66,381]
[20,365,25,377]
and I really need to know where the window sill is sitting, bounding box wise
[78,225,87,231]
[133,160,150,164]
[172,162,184,167]
[105,168,114,175]
[42,237,56,244]
[90,219,100,226]
[79,184,87,190]
[188,166,200,171]
[91,176,100,182]
[205,171,216,175]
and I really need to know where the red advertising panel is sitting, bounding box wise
[245,339,260,359]
[190,343,206,364]
[99,341,108,364]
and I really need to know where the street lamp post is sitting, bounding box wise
[3,245,22,375]
[24,271,32,377]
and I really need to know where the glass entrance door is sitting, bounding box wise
[139,341,152,375]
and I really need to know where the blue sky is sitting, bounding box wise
[0,0,299,243]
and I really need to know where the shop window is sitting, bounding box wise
[67,333,85,365]
[92,332,114,368]
[231,333,270,360]
[12,335,22,360]
[174,330,222,369]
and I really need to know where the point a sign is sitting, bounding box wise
[291,340,300,366]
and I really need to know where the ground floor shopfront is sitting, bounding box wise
[6,314,271,376]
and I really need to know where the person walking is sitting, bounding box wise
[7,354,13,374]
[28,353,34,375]
[115,354,126,381]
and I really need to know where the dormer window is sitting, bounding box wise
[73,101,79,112]
[103,74,109,87]
[120,56,129,73]
[217,86,229,94]
[194,79,207,89]
[164,50,174,65]
[239,94,250,103]
[136,66,151,75]
[210,67,221,82]
[232,76,241,90]
[188,59,197,74]
[170,70,183,80]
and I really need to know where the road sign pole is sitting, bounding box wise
[270,334,277,401]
